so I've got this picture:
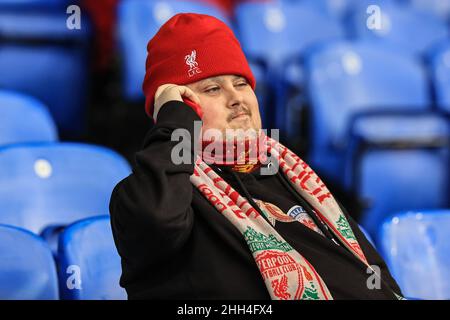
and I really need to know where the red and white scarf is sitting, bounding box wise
[190,136,383,300]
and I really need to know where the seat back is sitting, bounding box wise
[0,9,90,137]
[0,224,59,299]
[0,90,57,146]
[351,114,450,237]
[0,142,131,234]
[58,215,126,300]
[379,210,450,300]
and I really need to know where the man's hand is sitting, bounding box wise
[153,84,201,121]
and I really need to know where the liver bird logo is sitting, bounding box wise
[185,50,202,77]
[271,275,291,300]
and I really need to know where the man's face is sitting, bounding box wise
[186,75,262,138]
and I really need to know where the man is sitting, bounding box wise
[109,13,402,300]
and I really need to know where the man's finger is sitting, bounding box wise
[155,84,176,99]
[179,86,201,105]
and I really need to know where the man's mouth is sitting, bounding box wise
[231,112,250,120]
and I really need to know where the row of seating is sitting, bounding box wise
[2,210,449,300]
[0,86,130,298]
[0,87,131,253]
[2,0,448,136]
[0,215,126,300]
[285,39,450,140]
[0,141,130,236]
[117,0,450,124]
[300,40,450,237]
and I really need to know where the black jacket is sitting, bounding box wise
[109,101,402,300]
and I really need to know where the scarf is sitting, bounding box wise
[200,132,267,173]
[190,136,400,300]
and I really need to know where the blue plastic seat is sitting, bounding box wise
[0,90,58,146]
[304,41,430,184]
[0,142,131,235]
[58,215,126,300]
[0,9,91,137]
[0,224,59,300]
[378,210,450,300]
[347,113,450,238]
[117,0,229,100]
[348,0,449,55]
[429,41,450,113]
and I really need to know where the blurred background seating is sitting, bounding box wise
[304,41,431,185]
[0,0,449,300]
[0,1,91,138]
[378,210,450,300]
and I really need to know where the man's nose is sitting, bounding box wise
[225,86,244,109]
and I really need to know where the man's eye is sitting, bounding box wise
[205,87,219,93]
[235,82,248,87]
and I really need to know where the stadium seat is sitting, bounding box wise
[346,113,450,238]
[235,1,345,130]
[378,210,450,300]
[429,41,450,113]
[0,224,59,300]
[304,41,430,184]
[0,8,91,137]
[58,215,126,300]
[117,0,229,100]
[0,90,58,146]
[0,142,131,235]
[348,0,449,55]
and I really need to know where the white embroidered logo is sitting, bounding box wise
[185,50,202,77]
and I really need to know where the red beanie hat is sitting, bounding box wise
[142,13,256,118]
